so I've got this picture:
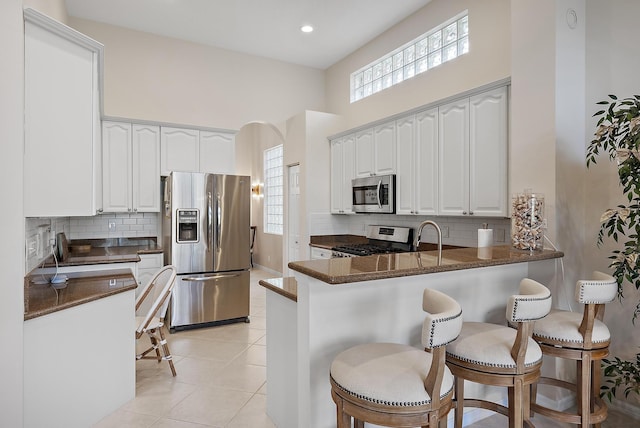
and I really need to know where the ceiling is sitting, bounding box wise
[64,0,432,70]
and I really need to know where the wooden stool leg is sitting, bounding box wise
[509,377,524,428]
[454,376,464,428]
[158,327,176,376]
[592,359,603,428]
[577,354,591,428]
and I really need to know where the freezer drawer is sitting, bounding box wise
[168,270,249,331]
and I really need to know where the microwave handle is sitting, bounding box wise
[376,179,382,209]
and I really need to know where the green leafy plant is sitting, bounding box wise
[586,94,640,401]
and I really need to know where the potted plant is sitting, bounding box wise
[586,94,640,400]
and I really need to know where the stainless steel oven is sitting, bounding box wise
[352,174,395,214]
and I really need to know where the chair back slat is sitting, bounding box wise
[135,265,177,335]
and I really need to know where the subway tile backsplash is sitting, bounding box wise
[69,212,159,240]
[309,212,511,248]
[25,212,160,274]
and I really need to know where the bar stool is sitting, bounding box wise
[330,288,463,428]
[445,278,552,428]
[530,271,617,427]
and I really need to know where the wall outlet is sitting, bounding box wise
[108,221,116,231]
[26,235,38,258]
[441,226,449,238]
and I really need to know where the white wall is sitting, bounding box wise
[68,18,326,131]
[0,1,24,426]
[325,0,511,131]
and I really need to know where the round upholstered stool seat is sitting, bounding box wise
[533,309,610,348]
[446,322,542,373]
[331,342,454,407]
[329,288,463,428]
[530,271,617,428]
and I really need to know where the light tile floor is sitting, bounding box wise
[95,268,638,428]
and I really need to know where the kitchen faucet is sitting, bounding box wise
[414,220,442,265]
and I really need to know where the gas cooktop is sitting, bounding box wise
[331,225,413,258]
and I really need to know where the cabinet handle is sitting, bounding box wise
[462,211,467,215]
[469,211,474,215]
[96,208,103,214]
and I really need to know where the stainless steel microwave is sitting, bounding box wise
[352,174,396,214]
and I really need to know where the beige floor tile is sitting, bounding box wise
[93,409,159,428]
[171,357,227,386]
[121,378,198,417]
[257,381,267,395]
[233,344,266,366]
[226,393,276,428]
[165,385,253,427]
[206,360,266,393]
[169,336,250,362]
[150,418,212,428]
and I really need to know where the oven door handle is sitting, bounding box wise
[376,179,382,209]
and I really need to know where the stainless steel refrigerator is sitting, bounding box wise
[163,172,251,332]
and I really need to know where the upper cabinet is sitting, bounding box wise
[330,135,355,214]
[396,108,438,216]
[160,127,236,175]
[24,9,104,217]
[199,131,236,174]
[438,86,508,217]
[102,121,160,213]
[354,124,396,178]
[160,127,200,175]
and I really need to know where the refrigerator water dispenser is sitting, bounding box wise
[177,209,199,243]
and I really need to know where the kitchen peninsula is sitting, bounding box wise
[264,246,563,428]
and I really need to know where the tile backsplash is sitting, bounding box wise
[25,212,159,274]
[308,212,512,248]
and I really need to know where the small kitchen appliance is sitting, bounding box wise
[331,225,413,258]
[351,174,396,214]
[163,172,251,332]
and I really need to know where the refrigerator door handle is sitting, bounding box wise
[207,191,212,251]
[181,273,241,282]
[216,193,222,251]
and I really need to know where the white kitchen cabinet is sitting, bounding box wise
[330,135,355,214]
[469,87,508,217]
[24,9,103,217]
[161,127,236,175]
[160,127,199,175]
[438,86,508,217]
[199,130,236,174]
[102,121,160,213]
[396,108,438,215]
[354,124,396,178]
[310,247,332,260]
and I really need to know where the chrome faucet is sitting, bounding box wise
[414,220,442,265]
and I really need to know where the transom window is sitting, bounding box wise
[264,144,283,235]
[350,12,469,103]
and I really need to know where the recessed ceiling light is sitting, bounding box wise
[301,25,314,33]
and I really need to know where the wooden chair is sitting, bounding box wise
[445,278,552,428]
[135,265,178,376]
[329,288,463,428]
[530,271,617,427]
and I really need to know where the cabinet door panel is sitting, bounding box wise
[438,99,469,216]
[24,14,102,217]
[330,139,344,213]
[469,87,508,216]
[342,135,355,213]
[102,121,132,213]
[374,123,396,175]
[416,108,438,215]
[395,116,416,215]
[199,131,235,174]
[160,127,199,175]
[132,125,160,212]
[354,129,374,178]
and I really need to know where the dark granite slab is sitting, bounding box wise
[288,245,564,285]
[24,269,137,320]
[259,277,298,302]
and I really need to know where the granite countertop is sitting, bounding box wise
[24,269,137,320]
[259,277,298,301]
[309,234,463,252]
[42,237,162,267]
[288,245,564,285]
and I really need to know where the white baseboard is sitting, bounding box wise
[251,264,282,276]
